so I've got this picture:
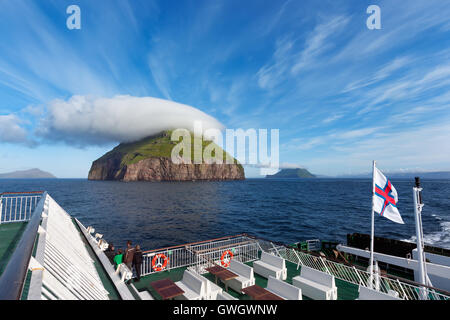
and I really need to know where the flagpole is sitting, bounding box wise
[369,160,376,289]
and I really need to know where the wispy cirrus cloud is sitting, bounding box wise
[256,38,294,90]
[284,126,382,151]
[256,15,350,91]
[322,114,344,124]
[291,15,349,74]
[342,56,412,93]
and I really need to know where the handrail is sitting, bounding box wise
[189,240,254,254]
[142,233,247,254]
[247,233,450,298]
[285,246,450,298]
[0,191,44,196]
[0,192,47,300]
[244,233,288,248]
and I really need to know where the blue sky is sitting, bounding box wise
[0,0,450,178]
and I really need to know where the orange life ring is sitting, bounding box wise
[152,253,169,272]
[220,250,234,267]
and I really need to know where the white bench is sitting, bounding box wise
[115,263,133,282]
[292,266,337,300]
[253,251,287,280]
[97,239,109,251]
[216,291,238,300]
[175,270,205,300]
[266,276,302,300]
[139,290,154,300]
[357,285,401,300]
[226,260,255,293]
[192,272,223,300]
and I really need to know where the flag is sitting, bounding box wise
[373,167,404,224]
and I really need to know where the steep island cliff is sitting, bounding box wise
[88,131,245,181]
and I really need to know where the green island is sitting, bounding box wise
[265,168,316,179]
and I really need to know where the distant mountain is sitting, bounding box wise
[265,168,316,179]
[0,168,56,179]
[335,171,450,179]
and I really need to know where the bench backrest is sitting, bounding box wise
[183,270,205,294]
[300,266,335,288]
[190,271,210,297]
[267,276,301,300]
[358,286,401,300]
[217,292,236,300]
[229,260,253,279]
[261,252,285,269]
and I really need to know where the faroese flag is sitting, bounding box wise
[373,167,404,224]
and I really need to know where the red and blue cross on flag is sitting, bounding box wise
[373,167,404,224]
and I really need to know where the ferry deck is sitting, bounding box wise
[0,191,449,301]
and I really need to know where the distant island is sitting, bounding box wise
[265,168,316,179]
[335,171,450,179]
[88,131,245,182]
[0,168,56,179]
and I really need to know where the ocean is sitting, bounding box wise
[1,178,449,251]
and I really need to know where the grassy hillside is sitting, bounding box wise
[96,131,243,169]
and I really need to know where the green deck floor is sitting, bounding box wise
[131,259,360,300]
[0,222,28,276]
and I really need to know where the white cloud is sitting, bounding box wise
[37,95,224,145]
[148,50,173,100]
[291,15,349,74]
[322,114,343,124]
[278,162,305,169]
[285,126,382,151]
[0,115,29,144]
[256,38,294,90]
[342,56,412,93]
[256,15,349,91]
[332,127,381,140]
[331,1,450,64]
[298,121,450,176]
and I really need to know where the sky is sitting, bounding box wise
[0,0,450,178]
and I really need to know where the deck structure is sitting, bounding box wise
[0,191,449,301]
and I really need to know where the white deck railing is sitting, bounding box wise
[193,240,259,274]
[140,234,259,277]
[273,246,450,301]
[0,192,42,223]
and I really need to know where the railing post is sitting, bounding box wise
[289,248,302,270]
[353,266,364,285]
[270,242,281,257]
[319,256,331,275]
[396,279,409,300]
[0,195,3,224]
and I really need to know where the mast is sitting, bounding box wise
[413,177,428,299]
[369,160,376,289]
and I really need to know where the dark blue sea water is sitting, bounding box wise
[1,178,449,251]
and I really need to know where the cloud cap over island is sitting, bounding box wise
[36,95,225,146]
